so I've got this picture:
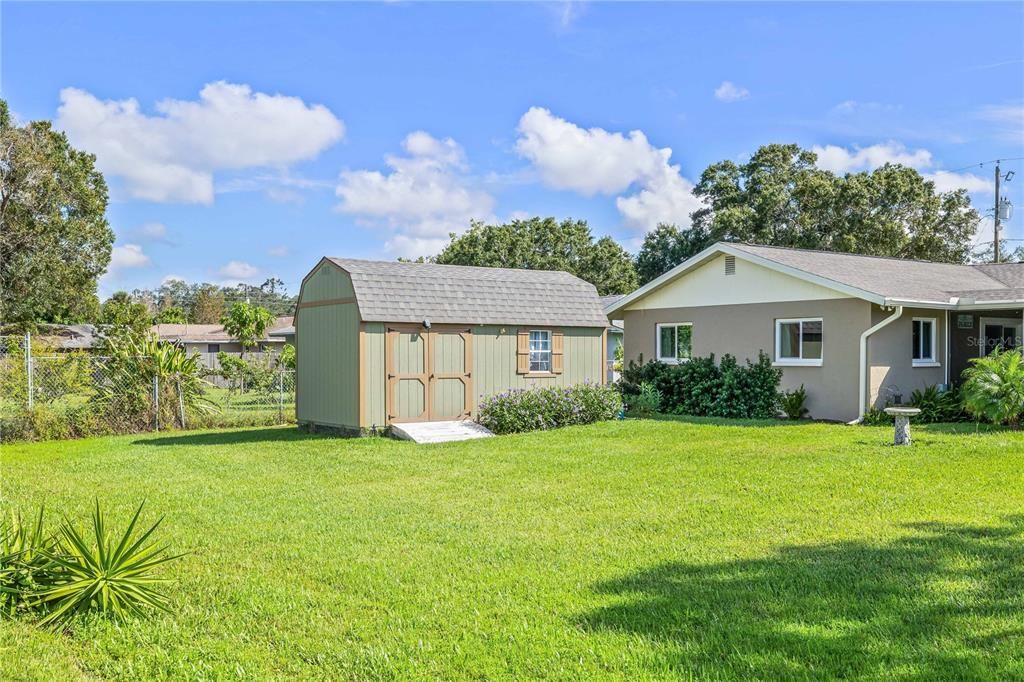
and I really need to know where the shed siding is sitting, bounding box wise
[471,326,604,410]
[302,261,356,303]
[361,323,387,429]
[296,265,360,429]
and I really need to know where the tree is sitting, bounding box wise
[100,292,152,334]
[0,99,114,323]
[433,217,638,295]
[191,286,226,324]
[154,306,188,324]
[221,302,274,356]
[635,223,712,285]
[686,143,979,263]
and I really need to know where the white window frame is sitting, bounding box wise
[912,317,940,368]
[528,329,552,373]
[656,322,692,365]
[774,318,823,367]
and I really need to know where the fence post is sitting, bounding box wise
[277,370,284,425]
[177,375,187,430]
[24,332,33,411]
[153,375,160,432]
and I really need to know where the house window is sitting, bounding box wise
[529,330,551,372]
[775,318,823,366]
[207,343,221,353]
[912,318,938,366]
[656,323,692,364]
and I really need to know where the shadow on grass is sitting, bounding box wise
[579,518,1024,678]
[133,427,329,447]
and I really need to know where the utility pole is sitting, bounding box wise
[994,160,1002,263]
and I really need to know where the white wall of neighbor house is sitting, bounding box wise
[626,253,851,311]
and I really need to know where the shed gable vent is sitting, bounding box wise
[724,255,736,276]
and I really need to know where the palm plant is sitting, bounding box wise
[37,501,181,627]
[961,348,1024,428]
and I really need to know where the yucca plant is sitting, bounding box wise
[0,507,57,618]
[961,348,1024,428]
[37,501,181,628]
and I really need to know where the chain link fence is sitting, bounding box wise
[0,334,295,442]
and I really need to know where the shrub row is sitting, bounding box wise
[619,353,783,419]
[477,383,622,435]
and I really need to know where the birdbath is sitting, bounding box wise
[884,407,921,446]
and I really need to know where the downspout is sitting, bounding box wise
[856,305,904,422]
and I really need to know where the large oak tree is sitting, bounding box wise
[636,144,981,284]
[433,217,638,295]
[0,100,113,323]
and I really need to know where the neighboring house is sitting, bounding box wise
[600,294,625,382]
[607,242,1024,423]
[30,324,105,351]
[152,316,294,355]
[294,258,608,434]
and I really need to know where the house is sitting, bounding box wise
[600,294,625,381]
[294,258,608,434]
[606,242,1024,422]
[151,316,294,355]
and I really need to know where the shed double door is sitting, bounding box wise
[385,326,473,423]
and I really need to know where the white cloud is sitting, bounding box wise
[57,82,345,204]
[109,244,150,271]
[515,107,702,229]
[218,260,260,281]
[267,246,289,258]
[811,142,990,195]
[812,142,933,174]
[714,81,750,103]
[977,104,1024,143]
[335,131,494,257]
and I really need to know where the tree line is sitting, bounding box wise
[0,96,998,327]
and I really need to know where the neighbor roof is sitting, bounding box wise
[325,258,608,327]
[152,316,293,343]
[607,242,1024,316]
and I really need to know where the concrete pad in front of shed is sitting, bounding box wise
[391,421,494,444]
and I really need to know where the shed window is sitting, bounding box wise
[912,318,937,366]
[775,318,823,366]
[529,330,551,372]
[207,344,221,353]
[656,323,692,364]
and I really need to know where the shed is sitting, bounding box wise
[294,258,609,434]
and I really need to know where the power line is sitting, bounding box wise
[944,157,1024,174]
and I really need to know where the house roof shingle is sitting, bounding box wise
[327,258,608,327]
[728,243,1022,304]
[152,316,293,343]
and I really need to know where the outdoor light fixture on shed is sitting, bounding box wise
[423,318,432,329]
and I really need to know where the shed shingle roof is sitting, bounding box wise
[327,258,607,327]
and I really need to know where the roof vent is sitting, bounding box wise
[724,255,736,276]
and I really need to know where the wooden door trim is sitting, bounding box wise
[386,326,430,423]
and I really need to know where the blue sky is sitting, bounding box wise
[3,2,1023,298]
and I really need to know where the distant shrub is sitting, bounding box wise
[780,385,810,420]
[478,383,622,435]
[619,352,782,420]
[626,381,661,418]
[860,406,891,426]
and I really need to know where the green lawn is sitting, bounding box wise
[2,418,1023,680]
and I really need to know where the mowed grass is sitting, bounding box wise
[2,418,1024,680]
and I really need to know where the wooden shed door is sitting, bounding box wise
[430,328,472,421]
[386,326,472,423]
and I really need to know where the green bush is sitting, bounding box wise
[961,348,1024,428]
[626,381,660,418]
[477,383,622,435]
[780,385,810,420]
[909,385,968,423]
[619,352,782,419]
